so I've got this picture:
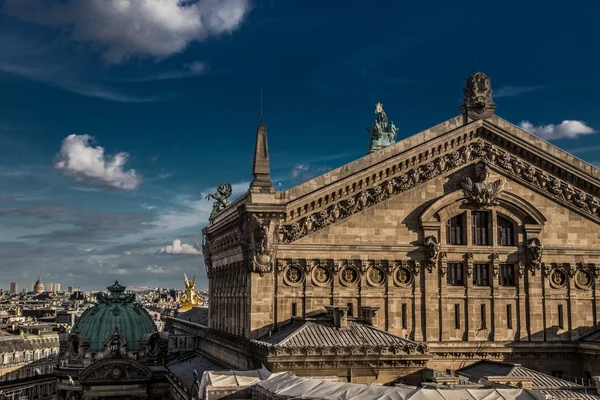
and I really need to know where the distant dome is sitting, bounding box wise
[34,277,45,293]
[70,281,157,350]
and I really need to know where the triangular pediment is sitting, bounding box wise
[279,115,600,244]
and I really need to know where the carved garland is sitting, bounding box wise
[280,138,600,243]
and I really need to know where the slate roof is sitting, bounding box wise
[176,306,208,326]
[579,328,600,343]
[258,318,421,349]
[458,361,600,399]
[167,352,222,388]
[0,335,58,354]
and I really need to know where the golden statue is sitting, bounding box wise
[179,273,202,311]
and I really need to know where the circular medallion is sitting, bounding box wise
[283,265,304,286]
[575,269,593,289]
[312,266,331,287]
[366,266,386,287]
[549,269,567,288]
[111,368,122,379]
[339,265,360,287]
[394,267,413,287]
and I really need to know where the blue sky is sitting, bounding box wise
[0,0,598,291]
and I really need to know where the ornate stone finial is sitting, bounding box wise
[107,281,126,295]
[460,71,497,120]
[205,183,232,216]
[366,102,398,154]
[461,162,504,208]
[250,118,274,193]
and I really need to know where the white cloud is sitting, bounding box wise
[152,181,249,232]
[145,265,173,274]
[291,164,309,179]
[185,61,209,74]
[520,120,596,140]
[108,267,132,276]
[0,60,175,103]
[494,85,544,98]
[54,134,142,190]
[290,164,332,183]
[4,0,251,64]
[158,239,201,255]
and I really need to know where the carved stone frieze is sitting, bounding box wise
[79,359,151,384]
[280,140,486,243]
[280,136,600,243]
[266,341,428,358]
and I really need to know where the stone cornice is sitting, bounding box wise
[280,133,600,244]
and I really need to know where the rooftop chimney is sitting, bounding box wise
[359,305,380,326]
[325,305,349,329]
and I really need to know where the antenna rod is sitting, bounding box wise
[260,84,263,123]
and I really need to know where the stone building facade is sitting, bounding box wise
[200,72,600,381]
[0,334,59,399]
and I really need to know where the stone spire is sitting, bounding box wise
[460,71,497,122]
[250,118,274,192]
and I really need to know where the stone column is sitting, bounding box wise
[465,252,474,341]
[413,261,424,341]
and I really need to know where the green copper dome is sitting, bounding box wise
[71,281,157,351]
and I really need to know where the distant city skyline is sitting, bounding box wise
[0,1,599,290]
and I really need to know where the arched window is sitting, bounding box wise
[498,216,515,246]
[446,214,464,245]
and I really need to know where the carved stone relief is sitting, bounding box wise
[526,238,543,272]
[461,162,504,208]
[424,236,440,272]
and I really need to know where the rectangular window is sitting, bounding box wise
[472,211,489,245]
[481,304,487,329]
[498,216,514,246]
[347,302,353,317]
[500,264,516,286]
[454,304,460,329]
[473,264,490,286]
[507,304,513,329]
[558,304,564,329]
[401,303,407,329]
[446,215,464,245]
[447,263,464,286]
[291,302,297,317]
